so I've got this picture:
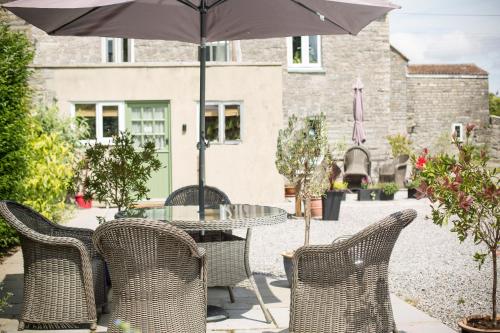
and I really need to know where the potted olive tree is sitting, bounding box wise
[83,131,162,212]
[275,114,331,285]
[414,124,499,332]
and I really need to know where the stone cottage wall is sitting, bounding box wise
[241,16,395,175]
[485,116,500,167]
[390,48,408,135]
[406,75,490,154]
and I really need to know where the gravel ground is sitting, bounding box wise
[234,194,496,331]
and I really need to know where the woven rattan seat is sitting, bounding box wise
[290,209,417,333]
[0,201,107,331]
[93,218,207,333]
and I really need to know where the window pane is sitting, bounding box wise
[205,42,228,62]
[143,121,154,134]
[131,121,141,134]
[143,107,153,120]
[131,107,141,119]
[155,135,165,149]
[132,135,142,148]
[154,121,164,134]
[154,107,164,120]
[205,105,219,142]
[122,38,129,62]
[292,37,302,64]
[224,104,240,141]
[75,104,96,140]
[102,105,119,137]
[308,35,318,64]
[107,38,114,63]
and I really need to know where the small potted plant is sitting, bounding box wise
[380,182,398,201]
[72,155,92,209]
[414,124,499,332]
[358,177,380,201]
[405,178,420,199]
[322,180,348,221]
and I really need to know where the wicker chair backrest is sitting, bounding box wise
[344,146,371,174]
[0,200,56,237]
[395,154,410,164]
[165,185,231,206]
[92,219,206,333]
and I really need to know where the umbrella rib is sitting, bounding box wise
[206,0,227,10]
[177,0,199,11]
[289,0,353,34]
[47,7,100,35]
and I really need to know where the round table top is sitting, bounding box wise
[115,204,288,230]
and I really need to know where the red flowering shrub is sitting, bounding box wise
[413,124,499,328]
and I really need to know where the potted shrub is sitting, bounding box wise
[275,114,331,285]
[72,156,92,208]
[83,131,162,212]
[405,178,420,199]
[380,182,398,201]
[414,124,499,332]
[358,177,380,201]
[322,180,347,221]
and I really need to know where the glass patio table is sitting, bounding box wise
[116,204,287,326]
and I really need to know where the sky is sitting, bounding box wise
[389,0,500,93]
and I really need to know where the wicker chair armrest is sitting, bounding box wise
[51,226,99,259]
[332,235,353,244]
[395,162,408,170]
[197,247,206,258]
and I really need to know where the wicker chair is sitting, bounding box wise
[165,185,236,302]
[379,155,410,187]
[92,218,207,333]
[0,201,107,331]
[290,209,417,333]
[165,185,231,206]
[344,146,371,188]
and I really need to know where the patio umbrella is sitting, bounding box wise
[3,0,398,216]
[352,77,366,145]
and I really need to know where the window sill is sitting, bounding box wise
[287,67,326,74]
[209,141,242,146]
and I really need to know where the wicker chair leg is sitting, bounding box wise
[17,320,24,331]
[102,303,110,314]
[90,321,97,332]
[227,287,235,303]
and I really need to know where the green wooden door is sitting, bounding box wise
[126,102,171,199]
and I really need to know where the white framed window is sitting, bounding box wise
[203,41,229,62]
[101,38,134,63]
[287,35,322,70]
[198,102,242,144]
[452,123,464,142]
[71,102,126,144]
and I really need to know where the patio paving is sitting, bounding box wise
[0,248,455,333]
[0,193,460,332]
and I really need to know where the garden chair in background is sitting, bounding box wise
[379,154,410,187]
[92,219,207,333]
[164,185,231,206]
[289,209,417,333]
[0,201,107,331]
[343,146,371,188]
[165,185,236,303]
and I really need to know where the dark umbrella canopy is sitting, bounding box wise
[5,0,399,43]
[3,0,398,216]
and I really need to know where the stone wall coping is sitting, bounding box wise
[30,62,282,69]
[407,74,488,79]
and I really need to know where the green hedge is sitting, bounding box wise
[0,23,34,251]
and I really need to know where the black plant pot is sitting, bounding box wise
[322,191,344,220]
[358,189,381,201]
[380,192,395,201]
[283,254,293,287]
[408,188,418,199]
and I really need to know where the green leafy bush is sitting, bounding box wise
[332,181,348,191]
[386,134,413,158]
[0,23,34,250]
[83,131,162,212]
[381,182,398,195]
[490,93,500,117]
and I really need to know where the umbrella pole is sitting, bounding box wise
[198,0,207,218]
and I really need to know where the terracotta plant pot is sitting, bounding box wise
[458,315,500,332]
[281,251,294,287]
[284,185,296,198]
[310,197,322,219]
[75,194,92,209]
